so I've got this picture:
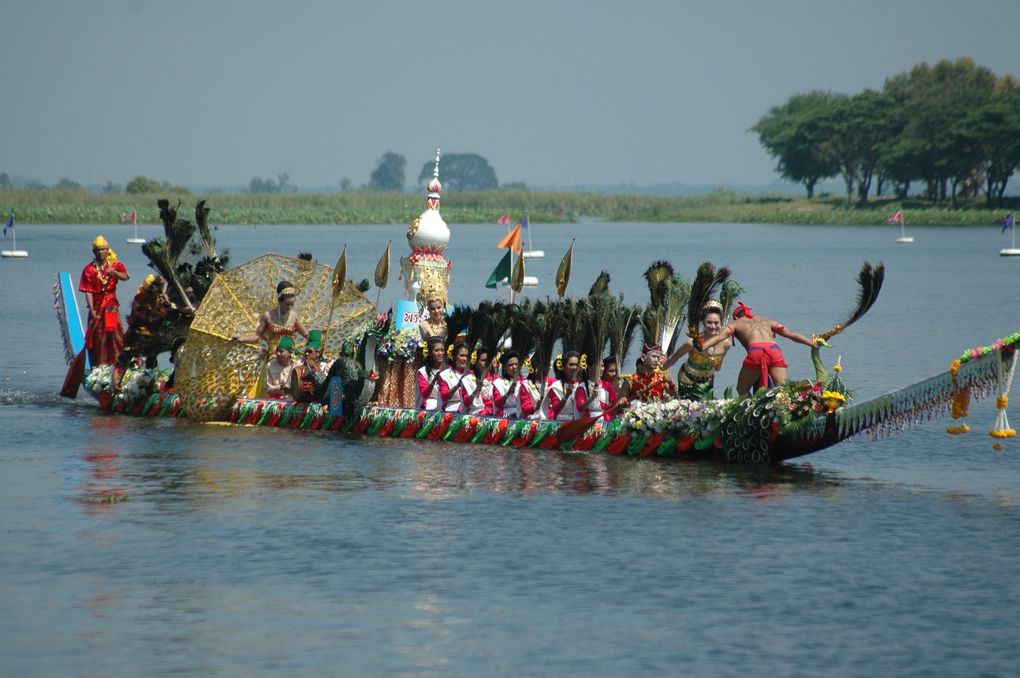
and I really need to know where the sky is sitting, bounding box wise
[4,0,1020,190]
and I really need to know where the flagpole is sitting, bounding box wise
[1013,213,1017,250]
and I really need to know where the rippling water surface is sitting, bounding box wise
[2,222,1019,676]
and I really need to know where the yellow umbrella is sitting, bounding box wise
[174,253,375,421]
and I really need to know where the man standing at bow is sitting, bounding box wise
[79,235,130,366]
[702,302,819,395]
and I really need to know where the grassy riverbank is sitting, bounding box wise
[1,188,1015,226]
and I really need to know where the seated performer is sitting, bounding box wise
[547,351,588,422]
[233,280,309,348]
[462,346,494,416]
[417,336,447,411]
[701,301,819,395]
[490,350,533,419]
[583,357,619,421]
[113,274,173,389]
[521,360,545,420]
[291,330,329,403]
[265,335,295,399]
[663,300,732,401]
[438,342,472,413]
[620,344,677,404]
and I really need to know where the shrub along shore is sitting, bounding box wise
[1,188,1015,226]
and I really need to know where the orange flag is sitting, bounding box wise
[496,224,523,254]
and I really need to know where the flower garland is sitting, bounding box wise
[84,365,172,409]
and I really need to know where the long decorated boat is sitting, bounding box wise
[53,156,1019,464]
[57,272,1019,464]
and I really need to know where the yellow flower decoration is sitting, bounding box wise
[471,350,478,365]
[523,356,533,371]
[580,354,588,370]
[421,345,429,357]
[447,344,454,359]
[555,354,563,371]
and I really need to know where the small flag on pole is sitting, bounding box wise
[121,211,137,224]
[520,216,530,230]
[3,213,12,237]
[496,224,523,253]
[888,210,904,224]
[1002,212,1015,234]
[485,250,513,289]
[497,212,511,226]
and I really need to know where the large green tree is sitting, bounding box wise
[368,152,406,191]
[882,58,997,204]
[751,91,841,198]
[417,153,498,191]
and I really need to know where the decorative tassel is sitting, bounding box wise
[947,359,971,434]
[990,349,1018,444]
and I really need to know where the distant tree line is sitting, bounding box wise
[752,58,1020,206]
[1,151,514,196]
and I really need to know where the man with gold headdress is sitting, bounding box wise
[619,344,677,404]
[79,235,130,366]
[663,300,732,401]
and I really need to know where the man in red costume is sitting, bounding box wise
[702,302,819,395]
[79,235,130,366]
[619,344,677,404]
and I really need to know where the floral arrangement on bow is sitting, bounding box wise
[83,365,172,406]
[622,398,726,436]
[376,328,423,362]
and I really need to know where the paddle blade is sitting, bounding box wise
[332,244,348,296]
[374,240,391,289]
[556,414,599,443]
[60,348,87,399]
[556,240,574,298]
[510,251,526,293]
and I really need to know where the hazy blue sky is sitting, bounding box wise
[4,0,1019,189]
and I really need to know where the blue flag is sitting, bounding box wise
[1003,212,1015,234]
[520,216,529,230]
[3,214,12,237]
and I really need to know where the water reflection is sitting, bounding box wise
[71,427,846,510]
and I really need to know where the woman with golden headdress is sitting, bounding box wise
[418,297,448,342]
[663,300,732,401]
[79,235,130,366]
[233,280,309,348]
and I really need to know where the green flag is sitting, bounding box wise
[484,249,512,289]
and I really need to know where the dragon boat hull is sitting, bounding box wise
[92,390,847,463]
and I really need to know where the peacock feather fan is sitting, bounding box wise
[816,261,885,342]
[588,270,611,297]
[686,262,730,338]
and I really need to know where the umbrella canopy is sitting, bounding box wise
[175,253,376,420]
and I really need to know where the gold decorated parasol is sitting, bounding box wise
[174,253,376,421]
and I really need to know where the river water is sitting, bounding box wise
[1,221,1019,676]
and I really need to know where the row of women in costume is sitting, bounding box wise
[413,300,736,421]
[416,336,619,422]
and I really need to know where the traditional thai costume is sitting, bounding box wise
[79,244,128,366]
[547,379,588,422]
[676,346,724,401]
[626,370,677,403]
[416,364,444,411]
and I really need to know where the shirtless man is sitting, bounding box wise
[701,302,819,395]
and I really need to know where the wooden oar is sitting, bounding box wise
[556,401,622,444]
[61,316,95,399]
